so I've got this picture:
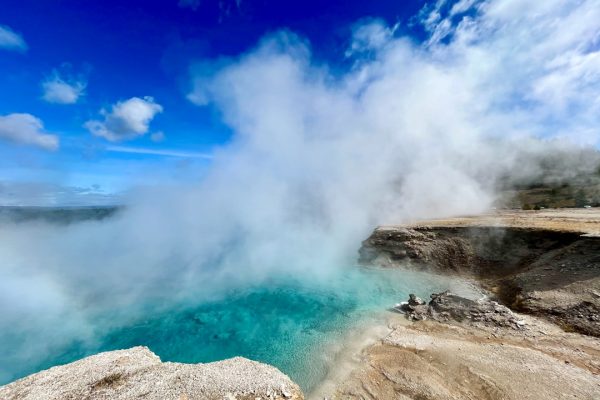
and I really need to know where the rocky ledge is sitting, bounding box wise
[321,210,600,400]
[0,347,303,400]
[360,210,600,336]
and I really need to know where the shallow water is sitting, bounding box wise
[5,266,473,392]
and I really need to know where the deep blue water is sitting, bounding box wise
[7,266,460,392]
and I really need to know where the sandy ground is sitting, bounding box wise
[315,307,600,400]
[309,279,486,399]
[395,208,600,236]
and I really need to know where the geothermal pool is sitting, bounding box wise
[4,266,471,392]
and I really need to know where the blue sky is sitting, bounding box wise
[0,0,425,205]
[1,0,599,205]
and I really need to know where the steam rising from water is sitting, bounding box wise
[1,0,600,384]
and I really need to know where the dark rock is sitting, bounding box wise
[408,294,426,306]
[395,291,526,329]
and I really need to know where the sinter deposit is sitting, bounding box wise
[0,347,303,400]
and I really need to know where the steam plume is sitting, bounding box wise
[1,0,600,383]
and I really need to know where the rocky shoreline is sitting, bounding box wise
[360,211,600,336]
[324,209,600,399]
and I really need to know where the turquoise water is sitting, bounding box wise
[8,266,460,392]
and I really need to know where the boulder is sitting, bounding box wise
[408,293,426,306]
[395,291,526,330]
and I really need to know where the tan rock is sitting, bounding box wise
[0,347,303,400]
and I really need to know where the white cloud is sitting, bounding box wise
[421,0,600,142]
[450,0,479,16]
[85,96,163,142]
[41,72,86,104]
[185,0,600,235]
[0,113,59,151]
[0,25,27,52]
[346,19,398,56]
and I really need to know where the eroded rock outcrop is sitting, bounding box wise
[0,347,303,400]
[329,211,600,399]
[396,291,526,330]
[361,224,600,336]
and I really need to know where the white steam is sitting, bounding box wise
[1,0,600,383]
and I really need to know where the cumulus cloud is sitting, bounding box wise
[0,114,59,150]
[41,72,86,104]
[0,24,27,52]
[85,96,163,142]
[418,0,600,143]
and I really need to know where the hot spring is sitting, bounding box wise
[0,257,472,393]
